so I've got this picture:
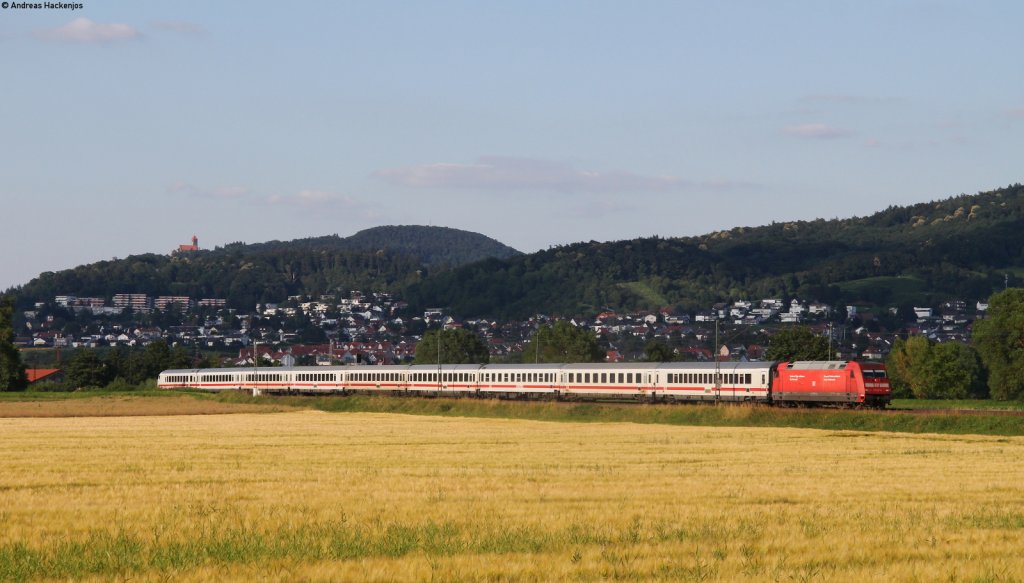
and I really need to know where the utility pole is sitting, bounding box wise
[714,319,721,402]
[828,321,834,361]
[252,340,259,397]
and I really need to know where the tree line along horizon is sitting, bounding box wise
[2,290,1024,400]
[7,184,1024,322]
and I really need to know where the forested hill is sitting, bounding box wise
[11,186,1024,317]
[226,225,521,267]
[10,226,520,309]
[402,184,1024,319]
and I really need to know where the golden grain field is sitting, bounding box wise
[1,411,1022,582]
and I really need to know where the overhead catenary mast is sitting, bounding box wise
[714,319,721,402]
[252,341,259,397]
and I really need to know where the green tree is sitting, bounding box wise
[521,321,604,363]
[973,288,1024,400]
[958,342,989,398]
[0,295,28,391]
[298,324,328,344]
[888,336,985,399]
[123,348,148,385]
[66,349,108,389]
[644,340,675,362]
[414,329,490,364]
[931,342,985,399]
[170,344,192,369]
[887,336,930,397]
[765,326,830,362]
[138,341,191,379]
[103,346,128,382]
[892,334,925,397]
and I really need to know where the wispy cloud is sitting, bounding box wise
[151,20,206,37]
[374,156,694,194]
[35,17,142,44]
[1007,107,1024,119]
[169,182,250,200]
[783,123,854,139]
[266,190,382,220]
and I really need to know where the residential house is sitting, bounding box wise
[26,369,65,385]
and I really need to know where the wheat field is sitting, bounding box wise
[1,410,1022,582]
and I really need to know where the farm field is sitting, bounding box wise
[0,393,298,418]
[1,412,1023,582]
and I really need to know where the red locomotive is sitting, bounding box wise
[773,361,891,408]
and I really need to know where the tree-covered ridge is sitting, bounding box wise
[403,184,1024,319]
[16,249,425,310]
[344,225,522,266]
[216,225,521,267]
[9,185,1024,319]
[9,226,521,310]
[695,183,1024,270]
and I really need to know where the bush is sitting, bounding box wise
[104,377,140,392]
[26,380,74,393]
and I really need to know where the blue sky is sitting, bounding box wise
[2,1,1022,290]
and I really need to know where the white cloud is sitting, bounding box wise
[35,18,142,44]
[374,156,690,194]
[783,123,854,139]
[264,190,382,221]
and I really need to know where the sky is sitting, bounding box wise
[1,1,1022,291]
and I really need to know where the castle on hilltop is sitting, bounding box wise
[175,235,199,254]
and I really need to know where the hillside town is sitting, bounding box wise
[15,288,990,368]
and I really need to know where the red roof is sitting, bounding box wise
[26,369,61,383]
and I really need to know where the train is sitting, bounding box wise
[159,360,891,408]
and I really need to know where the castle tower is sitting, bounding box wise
[175,235,200,254]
